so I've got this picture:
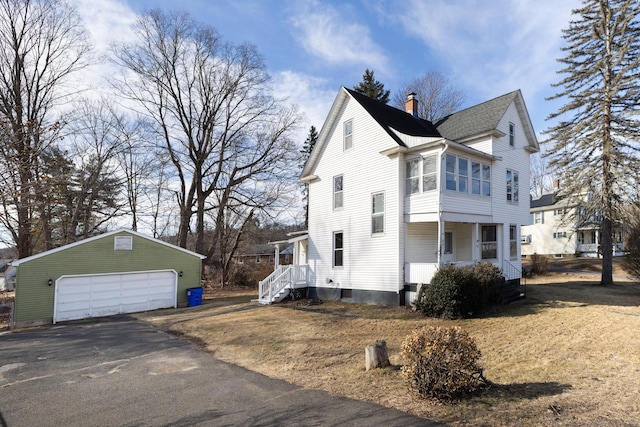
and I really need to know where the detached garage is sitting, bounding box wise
[11,229,206,328]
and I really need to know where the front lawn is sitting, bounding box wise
[138,273,640,426]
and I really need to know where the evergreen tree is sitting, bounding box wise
[545,0,640,285]
[353,69,390,104]
[300,125,318,227]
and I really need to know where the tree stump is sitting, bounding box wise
[365,339,390,371]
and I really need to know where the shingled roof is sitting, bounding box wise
[434,91,519,141]
[530,193,556,209]
[345,88,440,146]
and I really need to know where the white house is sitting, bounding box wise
[522,192,625,258]
[259,87,538,305]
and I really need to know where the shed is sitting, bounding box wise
[11,229,206,328]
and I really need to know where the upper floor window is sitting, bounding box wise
[509,225,517,259]
[406,159,419,195]
[509,122,515,146]
[481,225,497,259]
[333,175,343,209]
[506,169,519,202]
[533,211,544,224]
[448,154,490,196]
[423,154,437,191]
[372,192,385,234]
[333,231,344,267]
[343,120,353,151]
[406,154,437,195]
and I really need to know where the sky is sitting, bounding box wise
[70,0,583,146]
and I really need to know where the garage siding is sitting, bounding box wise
[14,232,202,324]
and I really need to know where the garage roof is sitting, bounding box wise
[11,229,206,266]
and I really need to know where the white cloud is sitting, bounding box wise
[381,0,581,128]
[68,0,139,97]
[290,1,389,74]
[272,70,337,142]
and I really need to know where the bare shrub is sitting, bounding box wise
[624,216,640,279]
[530,253,549,275]
[401,325,488,401]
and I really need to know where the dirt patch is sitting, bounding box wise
[137,273,640,426]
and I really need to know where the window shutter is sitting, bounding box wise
[541,211,545,224]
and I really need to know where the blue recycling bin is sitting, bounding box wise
[186,287,203,307]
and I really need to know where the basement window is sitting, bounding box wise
[114,236,133,251]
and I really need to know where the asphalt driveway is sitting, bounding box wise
[0,316,439,426]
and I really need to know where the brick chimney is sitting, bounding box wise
[405,92,418,117]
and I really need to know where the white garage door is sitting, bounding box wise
[54,270,177,323]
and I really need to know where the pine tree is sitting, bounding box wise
[545,0,640,285]
[300,125,318,227]
[353,69,390,104]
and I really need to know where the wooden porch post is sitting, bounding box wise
[274,243,280,271]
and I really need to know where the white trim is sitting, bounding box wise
[11,229,206,266]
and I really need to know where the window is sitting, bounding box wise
[406,155,437,195]
[533,211,544,224]
[114,236,132,250]
[444,231,453,254]
[423,154,437,191]
[506,169,519,202]
[333,232,343,267]
[481,225,497,259]
[471,161,491,196]
[509,225,517,259]
[458,158,468,193]
[554,208,567,216]
[509,122,515,146]
[372,192,384,234]
[343,120,353,150]
[445,154,456,191]
[406,159,419,195]
[333,175,343,209]
[553,231,567,239]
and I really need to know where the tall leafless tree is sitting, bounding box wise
[545,0,640,285]
[112,10,300,277]
[0,0,91,257]
[392,70,464,121]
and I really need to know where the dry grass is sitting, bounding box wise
[137,271,640,426]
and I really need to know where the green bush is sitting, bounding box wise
[415,263,503,318]
[401,325,486,401]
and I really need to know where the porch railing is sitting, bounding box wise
[258,265,309,304]
[502,259,521,281]
[405,263,439,284]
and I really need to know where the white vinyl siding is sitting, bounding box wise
[307,93,400,293]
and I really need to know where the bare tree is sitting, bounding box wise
[0,0,91,257]
[545,0,640,285]
[530,148,556,198]
[392,71,464,121]
[111,10,301,268]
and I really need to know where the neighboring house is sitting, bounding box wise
[259,87,538,305]
[10,229,205,328]
[522,192,625,258]
[233,244,292,266]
